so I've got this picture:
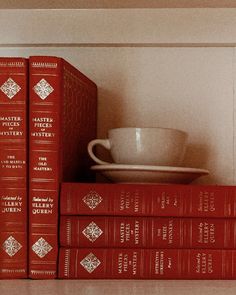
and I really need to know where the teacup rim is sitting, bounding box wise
[108,126,188,136]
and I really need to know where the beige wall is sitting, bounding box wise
[1,9,236,184]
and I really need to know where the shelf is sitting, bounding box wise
[1,280,236,295]
[1,9,236,47]
[2,0,236,9]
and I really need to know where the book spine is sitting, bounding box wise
[60,183,236,217]
[58,248,236,279]
[0,58,28,278]
[29,57,61,279]
[60,216,235,249]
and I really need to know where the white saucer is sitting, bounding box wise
[91,164,209,184]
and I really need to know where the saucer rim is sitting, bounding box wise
[91,164,209,175]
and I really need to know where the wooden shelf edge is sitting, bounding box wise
[1,9,236,46]
[2,0,236,9]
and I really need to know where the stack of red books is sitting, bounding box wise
[58,183,236,279]
[2,56,236,281]
[0,56,97,279]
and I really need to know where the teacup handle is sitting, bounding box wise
[87,139,111,165]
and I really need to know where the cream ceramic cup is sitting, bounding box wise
[87,127,188,166]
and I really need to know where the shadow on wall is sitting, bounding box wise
[97,87,128,134]
[184,143,220,184]
[95,87,128,164]
[184,143,209,169]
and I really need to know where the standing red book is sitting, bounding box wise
[58,248,236,279]
[29,56,97,279]
[60,216,236,249]
[0,58,28,278]
[60,183,236,217]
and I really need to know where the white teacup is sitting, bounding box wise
[88,127,188,166]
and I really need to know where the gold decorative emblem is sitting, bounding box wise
[82,222,103,242]
[80,253,101,273]
[33,78,54,100]
[32,237,53,258]
[0,78,21,99]
[83,191,103,210]
[2,236,22,257]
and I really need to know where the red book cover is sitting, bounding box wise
[0,58,28,278]
[58,247,236,279]
[60,216,236,249]
[29,56,97,279]
[60,183,236,217]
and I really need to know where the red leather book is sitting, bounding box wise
[60,216,236,249]
[29,56,97,279]
[0,58,28,278]
[60,183,236,217]
[58,247,236,279]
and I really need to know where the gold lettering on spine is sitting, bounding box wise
[0,131,23,136]
[155,251,165,275]
[1,155,25,170]
[158,220,174,244]
[33,156,52,172]
[132,252,138,275]
[155,251,160,274]
[32,196,54,215]
[119,190,140,213]
[31,117,55,138]
[119,220,140,245]
[123,254,128,272]
[0,116,23,136]
[198,222,216,244]
[117,251,138,276]
[195,252,214,274]
[118,253,123,274]
[120,223,125,243]
[160,192,173,209]
[134,220,140,245]
[198,191,216,213]
[1,195,23,213]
